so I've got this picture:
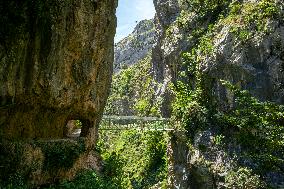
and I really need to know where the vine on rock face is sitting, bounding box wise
[217,80,284,174]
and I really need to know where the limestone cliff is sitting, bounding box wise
[114,19,157,72]
[0,0,117,140]
[152,0,284,188]
[0,0,117,186]
[151,0,182,117]
[153,0,284,107]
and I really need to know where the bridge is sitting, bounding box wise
[67,116,173,138]
[100,115,173,131]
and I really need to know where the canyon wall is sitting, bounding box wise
[0,0,117,140]
[152,0,284,188]
[0,0,117,186]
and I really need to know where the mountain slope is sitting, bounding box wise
[114,19,157,71]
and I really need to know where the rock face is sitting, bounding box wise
[0,0,117,140]
[152,0,284,188]
[167,131,191,189]
[0,0,117,186]
[203,24,284,107]
[153,0,284,108]
[151,0,182,117]
[114,19,157,71]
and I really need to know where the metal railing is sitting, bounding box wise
[100,115,173,131]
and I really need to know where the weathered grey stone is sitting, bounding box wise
[202,23,284,108]
[167,131,191,189]
[153,0,181,28]
[153,0,284,188]
[114,19,157,72]
[152,0,182,83]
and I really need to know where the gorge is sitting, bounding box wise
[0,0,283,188]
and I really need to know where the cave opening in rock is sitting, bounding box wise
[64,120,82,138]
[64,119,94,138]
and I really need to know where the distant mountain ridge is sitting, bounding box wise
[114,19,157,71]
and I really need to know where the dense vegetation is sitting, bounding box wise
[105,54,162,117]
[97,130,168,189]
[0,129,168,189]
[45,130,168,189]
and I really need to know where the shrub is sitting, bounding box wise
[97,130,168,189]
[225,168,263,189]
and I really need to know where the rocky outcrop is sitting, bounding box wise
[203,23,284,108]
[114,19,157,71]
[151,0,183,117]
[167,131,191,189]
[168,129,268,189]
[0,0,117,186]
[152,0,284,188]
[0,0,117,140]
[153,0,284,108]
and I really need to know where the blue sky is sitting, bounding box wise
[115,0,156,43]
